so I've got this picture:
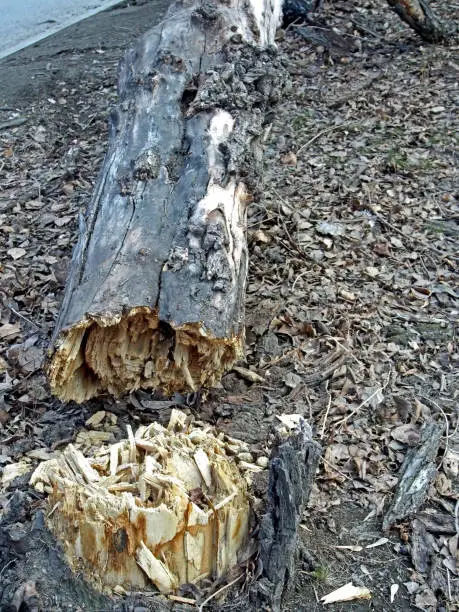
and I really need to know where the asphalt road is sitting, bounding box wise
[0,0,170,104]
[0,0,126,59]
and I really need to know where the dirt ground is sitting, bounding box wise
[0,0,458,610]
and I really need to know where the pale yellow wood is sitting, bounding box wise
[30,410,258,594]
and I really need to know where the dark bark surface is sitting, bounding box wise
[387,0,451,43]
[258,420,322,611]
[48,0,285,403]
[383,421,444,531]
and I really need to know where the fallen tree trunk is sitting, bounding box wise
[48,0,284,403]
[387,0,450,43]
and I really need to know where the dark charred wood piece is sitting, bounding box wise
[258,420,321,611]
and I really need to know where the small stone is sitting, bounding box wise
[238,452,254,463]
[256,456,269,468]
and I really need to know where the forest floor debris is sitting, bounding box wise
[0,0,458,610]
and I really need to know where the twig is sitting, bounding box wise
[198,573,244,612]
[312,584,319,603]
[320,393,332,439]
[326,336,366,370]
[0,559,15,577]
[7,304,41,330]
[335,368,391,429]
[321,456,351,481]
[0,117,28,130]
[376,213,459,261]
[284,17,303,32]
[350,18,380,38]
[297,120,360,156]
[291,268,309,291]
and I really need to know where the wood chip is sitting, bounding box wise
[194,449,212,488]
[321,582,371,604]
[85,410,106,427]
[136,542,178,593]
[232,366,264,383]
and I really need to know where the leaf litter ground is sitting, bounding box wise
[0,0,458,610]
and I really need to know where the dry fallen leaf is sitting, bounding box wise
[280,151,297,166]
[0,322,21,340]
[391,424,420,446]
[7,247,26,260]
[365,266,379,278]
[276,414,303,429]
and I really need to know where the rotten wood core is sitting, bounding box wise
[31,410,257,593]
[48,0,285,403]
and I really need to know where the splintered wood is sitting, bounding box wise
[31,410,254,594]
[48,308,242,403]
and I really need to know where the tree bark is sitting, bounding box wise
[48,0,284,403]
[387,0,450,43]
[382,421,444,532]
[257,420,321,611]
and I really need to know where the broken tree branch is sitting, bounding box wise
[383,421,444,531]
[387,0,452,43]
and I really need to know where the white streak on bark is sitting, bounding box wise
[247,0,283,46]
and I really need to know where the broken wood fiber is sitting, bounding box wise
[48,0,285,403]
[30,411,254,593]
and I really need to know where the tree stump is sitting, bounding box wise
[30,411,253,593]
[48,0,284,403]
[30,412,320,607]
